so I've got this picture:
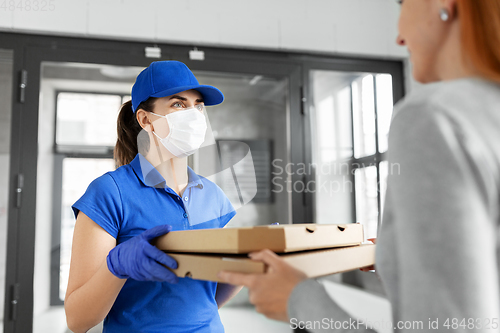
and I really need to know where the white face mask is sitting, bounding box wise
[150,108,208,158]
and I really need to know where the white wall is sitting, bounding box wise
[0,0,408,59]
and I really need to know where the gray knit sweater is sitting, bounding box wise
[288,78,500,332]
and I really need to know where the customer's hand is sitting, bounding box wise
[360,238,377,272]
[107,224,179,283]
[218,249,307,322]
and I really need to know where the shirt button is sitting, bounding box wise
[184,197,188,201]
[183,213,188,218]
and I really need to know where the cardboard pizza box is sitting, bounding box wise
[166,244,376,282]
[155,223,364,254]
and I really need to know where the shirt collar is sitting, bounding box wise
[186,164,204,189]
[131,154,203,190]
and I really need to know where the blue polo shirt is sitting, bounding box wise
[72,154,236,333]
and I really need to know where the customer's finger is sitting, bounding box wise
[248,249,284,269]
[218,271,255,287]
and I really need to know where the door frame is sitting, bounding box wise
[1,33,33,333]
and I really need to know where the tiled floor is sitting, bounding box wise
[220,306,291,333]
[30,305,290,333]
[16,281,391,333]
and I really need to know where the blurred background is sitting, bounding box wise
[0,1,412,332]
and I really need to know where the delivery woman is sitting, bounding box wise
[219,0,500,331]
[64,61,241,333]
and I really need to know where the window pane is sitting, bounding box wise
[56,92,122,146]
[315,86,353,162]
[60,158,115,300]
[310,70,355,224]
[355,166,379,240]
[379,161,388,220]
[353,75,377,158]
[376,74,394,153]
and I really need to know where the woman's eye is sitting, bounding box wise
[172,102,184,108]
[195,104,204,111]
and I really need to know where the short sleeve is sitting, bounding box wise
[72,173,123,238]
[218,188,236,228]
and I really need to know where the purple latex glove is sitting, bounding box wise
[107,224,178,283]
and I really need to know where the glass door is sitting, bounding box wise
[308,68,401,240]
[0,49,14,333]
[31,55,298,332]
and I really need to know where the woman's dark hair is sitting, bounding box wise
[114,98,157,167]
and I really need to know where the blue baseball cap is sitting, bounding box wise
[131,61,224,112]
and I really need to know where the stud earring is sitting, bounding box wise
[440,8,450,21]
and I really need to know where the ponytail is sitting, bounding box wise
[114,98,157,167]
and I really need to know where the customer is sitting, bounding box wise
[65,61,240,333]
[219,0,500,331]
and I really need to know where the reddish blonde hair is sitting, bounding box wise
[458,0,500,82]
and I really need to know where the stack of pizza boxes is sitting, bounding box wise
[155,223,375,282]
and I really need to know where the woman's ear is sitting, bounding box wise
[136,109,152,132]
[439,0,458,20]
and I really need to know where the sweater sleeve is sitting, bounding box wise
[287,102,500,333]
[288,280,377,333]
[386,105,499,332]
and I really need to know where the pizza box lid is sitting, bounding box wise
[155,223,364,254]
